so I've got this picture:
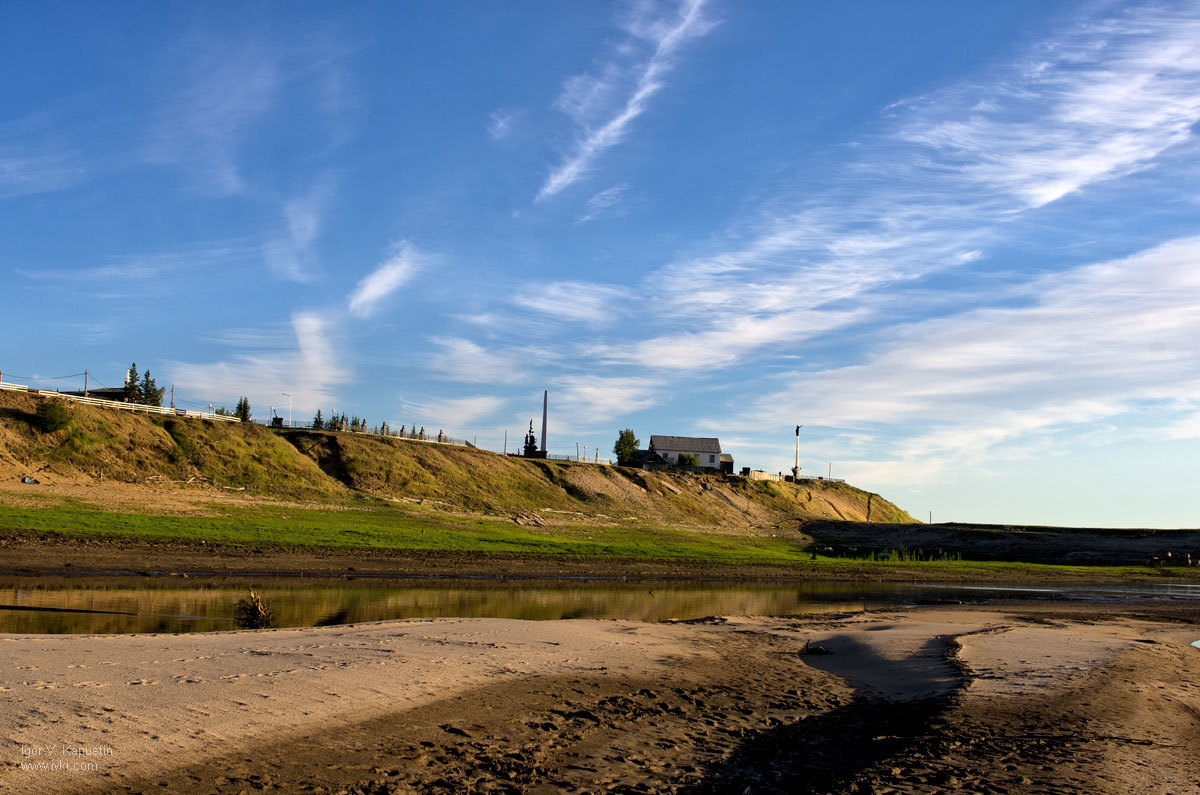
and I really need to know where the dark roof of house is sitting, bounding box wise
[719,453,733,463]
[649,435,721,454]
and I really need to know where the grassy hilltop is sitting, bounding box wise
[0,390,928,574]
[5,391,1196,579]
[0,390,911,527]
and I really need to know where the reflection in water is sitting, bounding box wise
[0,576,1195,636]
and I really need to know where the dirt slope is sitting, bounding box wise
[803,519,1200,565]
[0,390,913,531]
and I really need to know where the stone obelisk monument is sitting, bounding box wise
[540,390,548,454]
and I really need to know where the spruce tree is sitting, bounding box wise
[124,363,141,403]
[235,397,251,422]
[313,409,323,429]
[140,370,165,406]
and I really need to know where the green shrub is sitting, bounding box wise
[35,400,72,433]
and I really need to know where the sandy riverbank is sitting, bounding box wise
[2,603,1197,794]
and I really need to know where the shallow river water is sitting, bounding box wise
[2,576,1197,635]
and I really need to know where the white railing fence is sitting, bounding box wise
[0,381,240,422]
[1,379,614,462]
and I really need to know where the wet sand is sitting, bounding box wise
[2,603,1198,793]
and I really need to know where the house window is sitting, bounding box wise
[709,455,715,463]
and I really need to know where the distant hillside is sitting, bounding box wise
[0,390,915,531]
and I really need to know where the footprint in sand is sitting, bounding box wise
[127,679,157,686]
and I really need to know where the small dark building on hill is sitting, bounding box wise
[630,449,672,469]
[60,387,128,401]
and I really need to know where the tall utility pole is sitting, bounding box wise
[83,369,88,398]
[282,393,293,428]
[503,429,507,455]
[792,425,802,478]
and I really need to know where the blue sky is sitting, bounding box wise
[5,1,1200,527]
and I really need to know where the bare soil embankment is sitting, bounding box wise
[0,389,911,533]
[5,390,1199,574]
[804,519,1200,567]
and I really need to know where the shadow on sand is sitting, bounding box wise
[689,634,964,794]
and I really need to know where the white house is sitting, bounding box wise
[648,435,724,470]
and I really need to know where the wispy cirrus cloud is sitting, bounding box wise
[578,183,628,222]
[16,238,261,288]
[590,308,865,370]
[145,38,281,195]
[740,235,1200,482]
[427,337,558,385]
[0,149,83,199]
[553,374,662,424]
[264,182,334,282]
[1162,411,1200,440]
[399,395,506,432]
[0,111,87,199]
[582,1,1200,377]
[145,29,353,195]
[347,241,424,318]
[0,114,85,199]
[520,281,629,326]
[536,0,714,201]
[894,5,1200,209]
[488,109,517,141]
[170,310,348,415]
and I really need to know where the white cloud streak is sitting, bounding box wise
[591,308,864,370]
[488,109,516,140]
[427,337,556,385]
[537,0,714,200]
[519,281,629,326]
[144,30,351,195]
[895,6,1200,208]
[347,241,423,318]
[553,374,662,423]
[578,183,628,222]
[0,114,85,199]
[146,39,280,195]
[399,395,506,432]
[578,2,1200,377]
[16,239,262,289]
[170,311,348,415]
[265,184,332,282]
[743,235,1200,481]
